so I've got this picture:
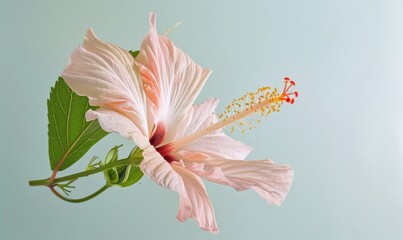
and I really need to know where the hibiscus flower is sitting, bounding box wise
[62,13,295,233]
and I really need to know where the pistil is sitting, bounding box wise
[166,77,298,151]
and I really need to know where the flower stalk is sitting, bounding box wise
[49,184,109,203]
[29,156,142,187]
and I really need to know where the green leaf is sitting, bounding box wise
[129,50,140,58]
[48,77,109,171]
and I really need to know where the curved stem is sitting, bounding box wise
[49,184,109,203]
[29,156,142,187]
[48,155,66,184]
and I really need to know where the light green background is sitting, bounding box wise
[1,0,402,239]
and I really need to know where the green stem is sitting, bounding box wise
[49,184,109,203]
[29,157,142,187]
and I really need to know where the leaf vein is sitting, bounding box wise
[67,123,106,158]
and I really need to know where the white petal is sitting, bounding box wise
[62,28,149,137]
[136,13,211,143]
[189,159,294,206]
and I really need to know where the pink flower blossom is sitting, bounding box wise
[62,13,295,233]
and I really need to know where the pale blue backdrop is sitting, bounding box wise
[1,0,402,239]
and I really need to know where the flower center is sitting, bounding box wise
[149,123,177,163]
[155,143,176,163]
[149,124,166,146]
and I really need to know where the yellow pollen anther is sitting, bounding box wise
[217,77,298,134]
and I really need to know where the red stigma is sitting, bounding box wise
[279,77,298,104]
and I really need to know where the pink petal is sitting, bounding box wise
[86,109,146,145]
[140,145,183,193]
[62,28,149,137]
[172,162,219,234]
[174,98,219,140]
[173,98,252,160]
[136,13,212,143]
[140,146,218,234]
[188,159,294,206]
[178,134,252,161]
